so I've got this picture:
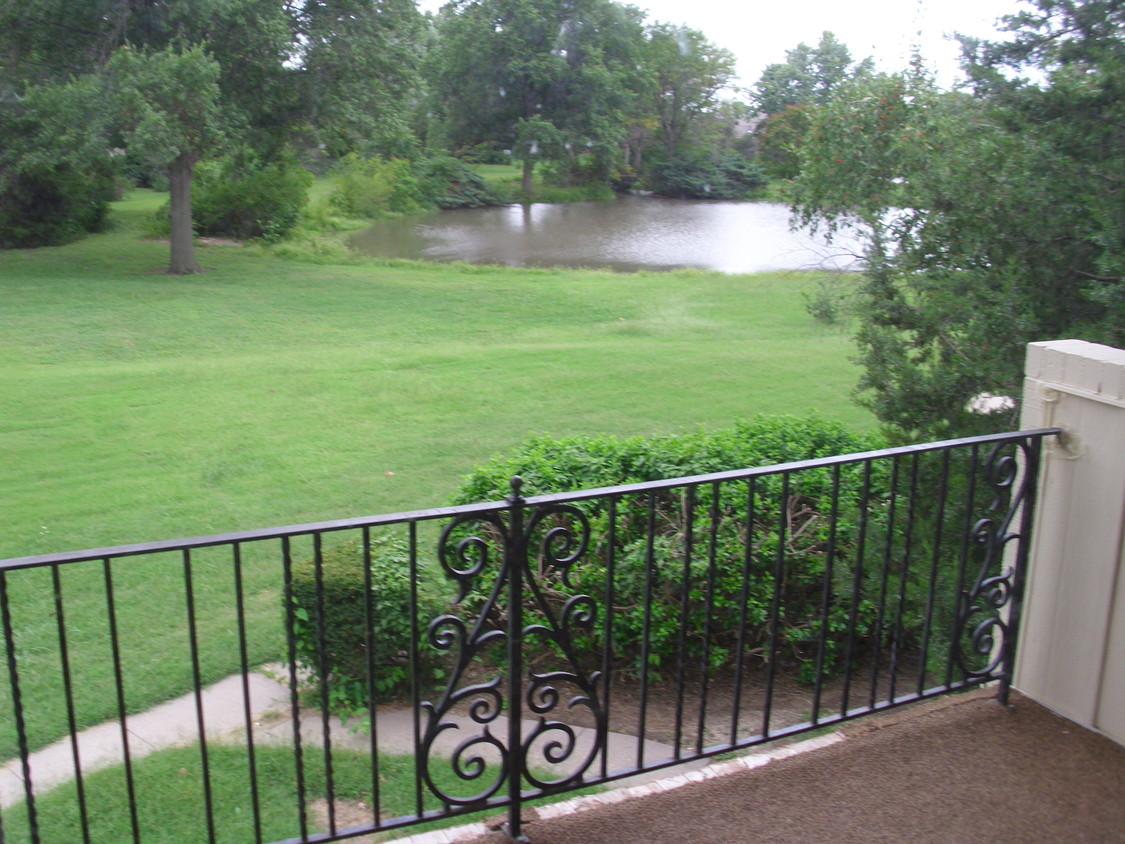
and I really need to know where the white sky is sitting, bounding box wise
[418,0,1031,89]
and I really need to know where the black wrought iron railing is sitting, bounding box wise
[0,429,1057,843]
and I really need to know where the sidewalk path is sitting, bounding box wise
[0,671,290,809]
[0,668,701,810]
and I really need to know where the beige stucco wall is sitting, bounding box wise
[1015,340,1125,746]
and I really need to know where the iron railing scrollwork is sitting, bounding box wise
[952,435,1043,704]
[0,428,1061,844]
[421,478,605,840]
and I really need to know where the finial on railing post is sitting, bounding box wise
[507,475,524,505]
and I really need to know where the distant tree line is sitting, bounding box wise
[0,0,769,270]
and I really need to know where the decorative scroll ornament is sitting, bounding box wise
[420,488,605,808]
[421,511,510,805]
[954,440,1031,679]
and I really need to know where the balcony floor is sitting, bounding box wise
[455,688,1125,844]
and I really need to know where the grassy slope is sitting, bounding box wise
[2,190,867,557]
[0,190,868,759]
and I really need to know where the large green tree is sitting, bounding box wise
[288,0,425,159]
[641,22,737,159]
[0,0,293,260]
[752,31,872,180]
[752,31,873,116]
[108,45,228,274]
[428,0,646,193]
[790,0,1124,438]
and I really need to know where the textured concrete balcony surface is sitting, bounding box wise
[433,687,1124,844]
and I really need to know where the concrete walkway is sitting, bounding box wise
[0,671,291,809]
[0,668,701,811]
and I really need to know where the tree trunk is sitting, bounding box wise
[521,156,533,196]
[168,151,201,274]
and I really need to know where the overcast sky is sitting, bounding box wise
[418,0,1030,89]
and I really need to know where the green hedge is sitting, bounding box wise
[287,533,443,715]
[449,416,891,682]
[289,416,967,709]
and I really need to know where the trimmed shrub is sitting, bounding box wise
[288,533,444,715]
[448,416,892,682]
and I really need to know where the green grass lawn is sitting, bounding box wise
[2,190,868,557]
[2,741,596,843]
[0,190,869,761]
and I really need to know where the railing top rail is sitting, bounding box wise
[519,427,1061,507]
[1,427,1060,572]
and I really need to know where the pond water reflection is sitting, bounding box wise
[349,196,866,274]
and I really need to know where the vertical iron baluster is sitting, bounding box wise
[600,497,617,781]
[103,557,140,844]
[231,543,263,844]
[362,526,382,828]
[841,460,873,715]
[409,522,423,821]
[918,450,951,696]
[999,436,1042,706]
[672,486,696,759]
[730,478,756,744]
[812,465,842,724]
[504,478,528,844]
[763,473,790,737]
[51,565,90,844]
[868,458,900,709]
[636,492,657,769]
[889,455,920,702]
[1,571,37,843]
[696,481,721,754]
[183,549,217,844]
[946,445,980,689]
[310,533,336,836]
[280,537,308,842]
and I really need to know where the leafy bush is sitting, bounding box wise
[287,533,444,715]
[803,274,857,325]
[413,156,503,209]
[449,416,892,681]
[454,143,512,165]
[0,162,117,248]
[191,154,312,242]
[328,154,427,219]
[648,152,767,200]
[1,76,119,249]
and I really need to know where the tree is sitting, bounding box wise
[750,31,872,182]
[428,0,646,193]
[755,104,812,180]
[0,75,117,248]
[790,1,1124,438]
[752,31,873,116]
[641,23,737,159]
[108,45,227,274]
[288,0,426,159]
[0,0,293,259]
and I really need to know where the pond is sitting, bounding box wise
[349,195,866,274]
